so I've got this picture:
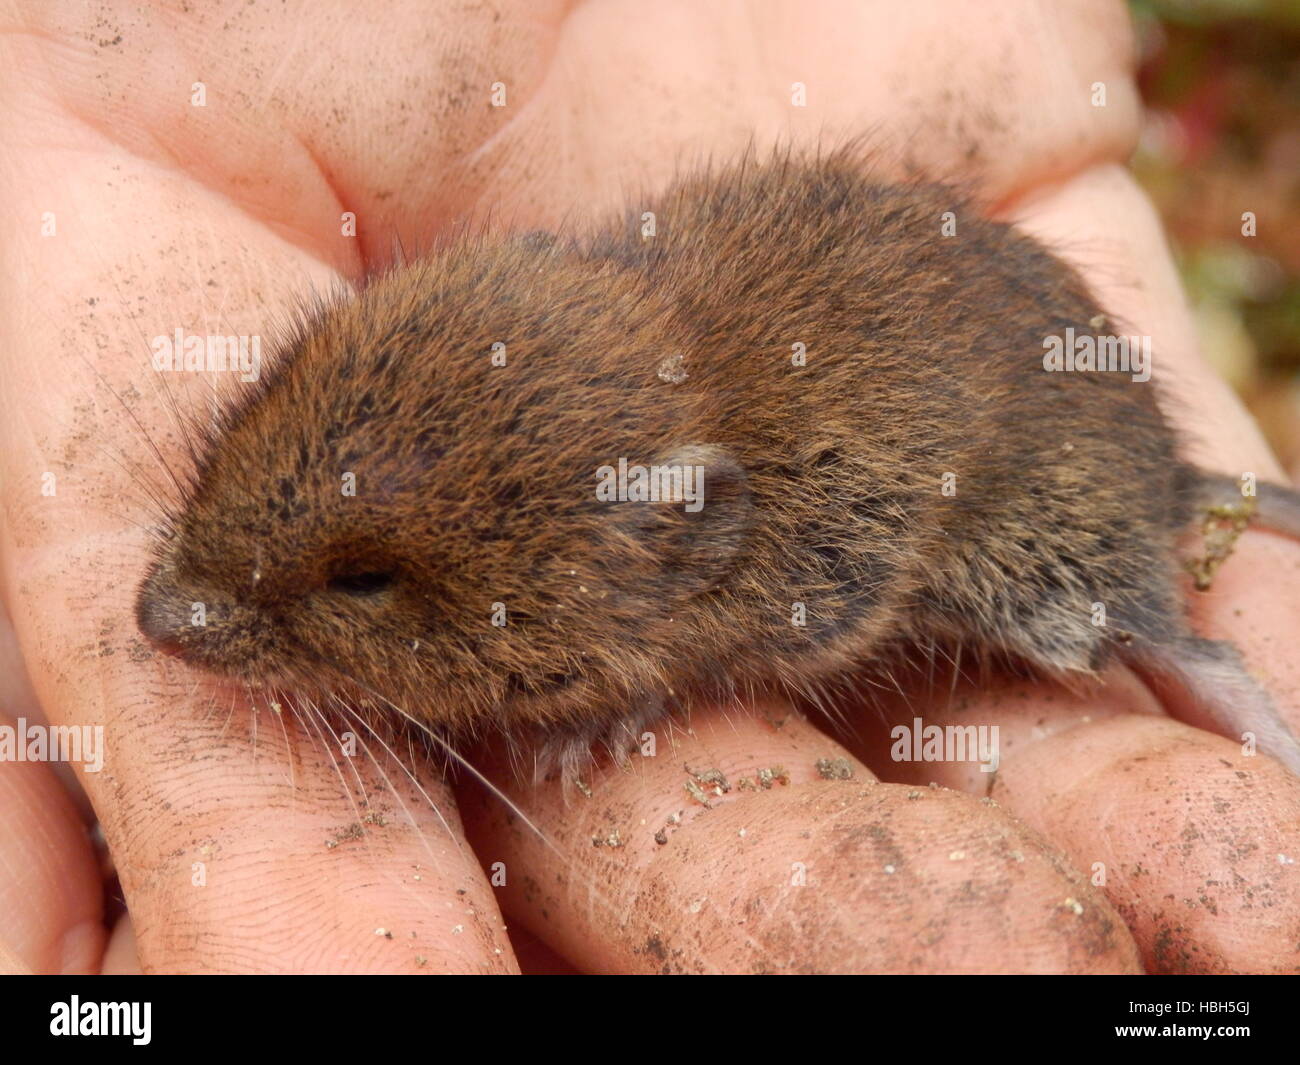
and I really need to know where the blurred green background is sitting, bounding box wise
[1130,0,1300,471]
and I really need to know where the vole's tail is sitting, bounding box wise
[1179,472,1300,595]
[1136,469,1300,775]
[1124,636,1300,775]
[1194,471,1300,537]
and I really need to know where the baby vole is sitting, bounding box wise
[136,150,1300,774]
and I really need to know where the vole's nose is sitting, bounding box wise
[135,564,195,656]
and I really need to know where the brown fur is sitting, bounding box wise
[136,150,1300,774]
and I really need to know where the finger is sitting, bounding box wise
[443,0,1140,228]
[13,0,565,269]
[991,714,1300,973]
[0,596,107,974]
[459,701,1140,974]
[844,659,1300,972]
[843,661,1165,792]
[0,940,33,976]
[0,24,512,974]
[101,913,142,976]
[0,706,104,974]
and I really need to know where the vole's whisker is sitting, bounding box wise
[295,695,392,860]
[261,685,299,792]
[83,438,176,525]
[299,694,369,808]
[217,685,239,741]
[318,668,558,854]
[75,351,188,506]
[325,695,469,866]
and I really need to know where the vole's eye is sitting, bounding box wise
[327,571,395,597]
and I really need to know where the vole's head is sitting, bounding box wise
[136,237,752,739]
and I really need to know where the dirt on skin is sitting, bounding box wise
[1185,498,1256,591]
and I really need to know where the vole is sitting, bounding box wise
[134,150,1300,776]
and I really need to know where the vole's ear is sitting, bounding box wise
[605,443,753,595]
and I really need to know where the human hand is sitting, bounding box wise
[2,0,1297,974]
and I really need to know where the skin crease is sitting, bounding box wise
[0,0,1298,974]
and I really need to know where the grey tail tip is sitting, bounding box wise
[1124,635,1300,777]
[1193,470,1300,540]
